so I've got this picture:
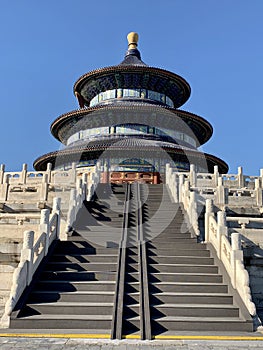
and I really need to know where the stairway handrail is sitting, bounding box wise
[65,176,87,235]
[205,199,256,317]
[111,184,130,339]
[137,183,152,340]
[165,164,200,236]
[1,197,61,327]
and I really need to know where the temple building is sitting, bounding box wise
[1,32,262,339]
[33,32,228,183]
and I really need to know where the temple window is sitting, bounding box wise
[66,124,196,147]
[89,89,174,107]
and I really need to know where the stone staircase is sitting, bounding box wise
[141,185,252,335]
[9,183,253,336]
[10,184,125,332]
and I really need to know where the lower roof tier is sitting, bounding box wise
[51,104,213,146]
[33,137,228,173]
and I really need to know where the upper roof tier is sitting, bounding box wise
[74,32,191,109]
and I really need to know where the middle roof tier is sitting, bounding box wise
[51,104,213,147]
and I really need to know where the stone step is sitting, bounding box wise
[148,264,218,274]
[149,281,228,293]
[147,242,201,250]
[125,265,139,273]
[123,304,140,316]
[143,210,182,215]
[28,291,115,303]
[150,272,223,283]
[124,292,140,304]
[147,246,208,254]
[145,233,193,240]
[150,292,233,305]
[126,256,139,263]
[143,208,178,214]
[122,316,140,329]
[144,218,186,223]
[45,262,117,272]
[151,303,240,318]
[125,272,140,283]
[20,302,114,316]
[53,246,119,254]
[50,254,118,263]
[35,280,116,292]
[10,314,112,330]
[147,252,211,261]
[40,271,116,281]
[151,316,252,332]
[148,256,214,265]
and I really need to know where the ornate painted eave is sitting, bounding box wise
[73,65,191,109]
[33,138,228,173]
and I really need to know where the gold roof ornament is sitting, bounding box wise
[127,32,139,50]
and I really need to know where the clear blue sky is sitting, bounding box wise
[0,0,262,175]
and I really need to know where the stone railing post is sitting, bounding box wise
[0,164,5,184]
[190,190,200,236]
[0,174,9,201]
[231,231,241,250]
[82,173,88,201]
[76,179,84,211]
[255,178,263,206]
[205,199,213,242]
[184,180,190,199]
[231,232,243,288]
[231,232,256,316]
[165,163,171,184]
[87,182,92,202]
[218,209,226,227]
[189,164,196,187]
[216,177,226,207]
[260,168,263,188]
[71,162,77,184]
[87,184,94,201]
[238,166,244,188]
[165,164,173,201]
[77,178,82,195]
[46,163,52,183]
[214,165,219,186]
[96,160,101,183]
[217,210,227,259]
[52,197,61,240]
[70,187,77,206]
[178,174,184,203]
[40,209,50,256]
[171,172,179,203]
[22,230,34,285]
[21,163,27,184]
[52,197,61,215]
[40,173,49,201]
[66,188,77,234]
[91,171,97,184]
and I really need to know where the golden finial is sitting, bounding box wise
[127,32,139,50]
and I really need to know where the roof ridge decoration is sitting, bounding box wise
[119,31,147,66]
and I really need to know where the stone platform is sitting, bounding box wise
[1,333,263,350]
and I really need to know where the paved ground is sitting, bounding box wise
[1,337,263,350]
